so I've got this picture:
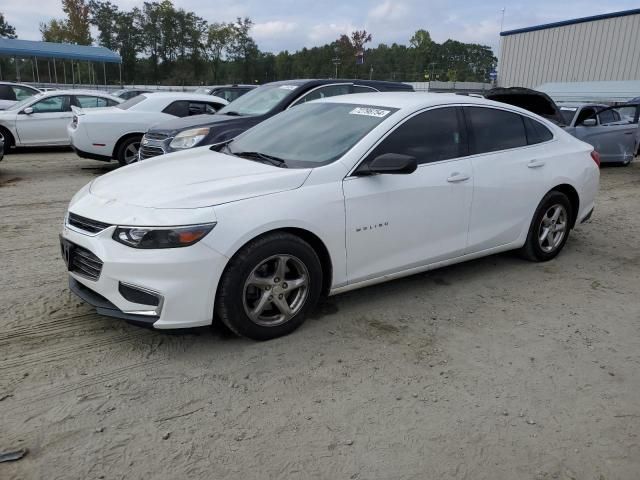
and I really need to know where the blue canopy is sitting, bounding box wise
[0,38,121,63]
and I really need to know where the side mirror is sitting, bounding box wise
[581,118,596,127]
[22,107,34,115]
[358,153,417,175]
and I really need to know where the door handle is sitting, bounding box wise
[623,132,634,135]
[447,172,470,183]
[528,160,546,168]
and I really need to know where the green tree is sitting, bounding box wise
[206,22,233,82]
[0,12,17,38]
[41,0,92,45]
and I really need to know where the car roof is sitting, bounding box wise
[264,79,412,90]
[556,102,608,108]
[315,92,502,110]
[141,91,226,100]
[0,81,39,88]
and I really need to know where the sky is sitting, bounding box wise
[3,0,639,54]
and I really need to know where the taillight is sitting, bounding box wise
[71,115,78,129]
[590,151,601,167]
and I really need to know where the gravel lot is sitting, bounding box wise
[1,150,639,480]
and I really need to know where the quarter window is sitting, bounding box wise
[367,107,465,165]
[465,107,527,154]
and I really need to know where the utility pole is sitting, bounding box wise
[332,46,341,78]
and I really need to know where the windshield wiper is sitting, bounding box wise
[232,151,288,168]
[222,111,242,116]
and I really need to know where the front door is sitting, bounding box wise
[16,95,73,145]
[343,106,474,284]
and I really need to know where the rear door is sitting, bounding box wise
[464,106,553,252]
[572,106,638,163]
[16,95,73,145]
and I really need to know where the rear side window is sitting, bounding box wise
[523,116,553,145]
[75,95,109,108]
[368,107,465,165]
[465,107,527,154]
[162,101,189,117]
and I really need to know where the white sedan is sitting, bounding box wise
[68,92,228,165]
[60,93,599,340]
[0,90,121,149]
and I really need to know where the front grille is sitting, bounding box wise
[70,245,103,281]
[139,145,165,159]
[144,132,170,141]
[68,213,111,234]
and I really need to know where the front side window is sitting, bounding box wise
[227,103,397,168]
[597,109,618,125]
[465,107,527,154]
[366,107,465,165]
[31,95,70,113]
[75,95,109,108]
[291,84,352,107]
[12,86,37,100]
[352,85,378,94]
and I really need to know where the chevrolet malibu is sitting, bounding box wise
[61,93,600,340]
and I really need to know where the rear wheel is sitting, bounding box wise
[519,191,572,262]
[215,232,323,340]
[116,136,141,166]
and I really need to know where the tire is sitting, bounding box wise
[116,135,142,166]
[216,232,323,340]
[0,126,14,150]
[519,191,573,262]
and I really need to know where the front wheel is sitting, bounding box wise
[519,191,573,262]
[116,136,141,166]
[215,232,323,340]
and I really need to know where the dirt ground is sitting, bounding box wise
[1,149,639,480]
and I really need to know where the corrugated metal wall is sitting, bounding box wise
[499,13,640,88]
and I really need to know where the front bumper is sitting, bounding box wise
[61,222,228,329]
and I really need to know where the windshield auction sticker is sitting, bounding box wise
[349,107,391,118]
[279,85,298,90]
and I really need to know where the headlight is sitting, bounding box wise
[113,223,216,249]
[169,128,210,150]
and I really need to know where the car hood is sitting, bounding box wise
[89,147,312,209]
[485,87,565,125]
[148,113,255,135]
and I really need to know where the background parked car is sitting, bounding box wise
[69,92,228,165]
[193,84,257,102]
[0,82,41,110]
[487,87,640,165]
[139,79,414,160]
[0,90,122,150]
[112,88,153,100]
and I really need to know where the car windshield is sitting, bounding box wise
[226,103,397,168]
[559,106,578,125]
[7,93,45,110]
[116,94,147,110]
[217,84,297,116]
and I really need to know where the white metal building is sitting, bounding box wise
[499,9,640,89]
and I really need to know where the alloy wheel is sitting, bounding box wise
[538,204,568,253]
[124,142,140,164]
[242,254,309,327]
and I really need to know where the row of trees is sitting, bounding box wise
[1,1,496,85]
